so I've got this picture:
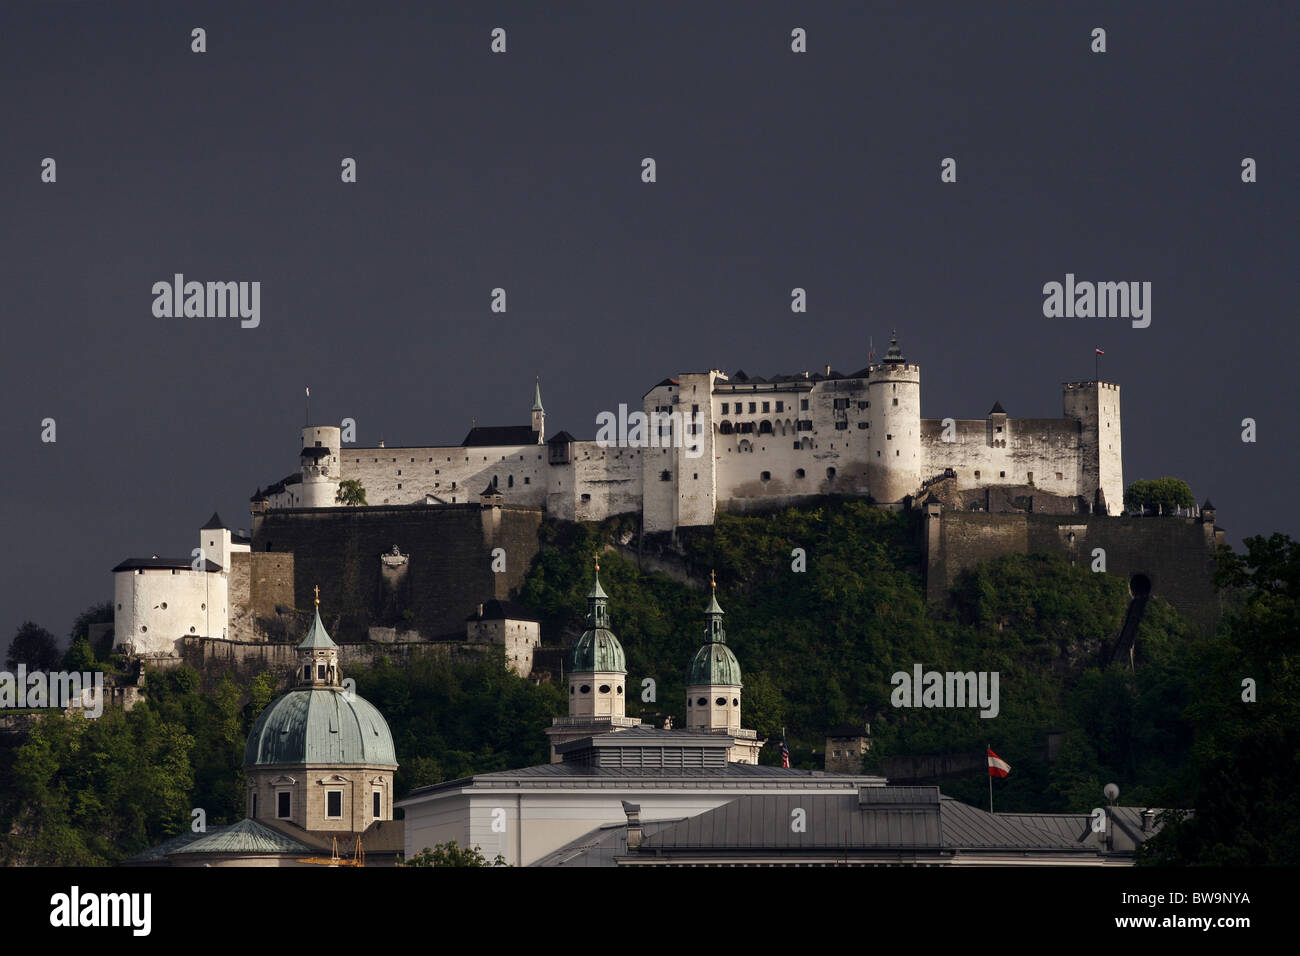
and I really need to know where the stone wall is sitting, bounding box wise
[925,508,1224,631]
[176,634,487,678]
[251,503,542,642]
[228,551,295,642]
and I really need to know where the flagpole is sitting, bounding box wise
[988,744,993,813]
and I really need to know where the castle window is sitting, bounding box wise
[581,493,591,501]
[201,603,206,610]
[893,398,899,406]
[524,477,530,484]
[692,404,699,414]
[660,470,672,481]
[722,403,729,414]
[161,602,168,609]
[190,626,195,633]
[836,422,848,430]
[1000,471,1006,478]
[858,422,868,429]
[796,468,805,478]
[801,399,809,410]
[392,458,397,462]
[373,791,382,818]
[397,470,401,475]
[277,792,291,819]
[887,434,892,440]
[397,483,402,489]
[508,475,514,488]
[1027,472,1033,482]
[761,471,771,481]
[793,441,801,450]
[759,421,773,435]
[858,401,868,409]
[762,401,770,413]
[995,426,1002,433]
[975,470,981,479]
[827,467,836,479]
[1056,472,1063,480]
[326,791,342,819]
[141,625,147,632]
[834,398,849,410]
[693,473,698,480]
[748,402,756,413]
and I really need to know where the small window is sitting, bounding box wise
[373,791,381,818]
[277,792,291,819]
[827,467,836,479]
[715,697,726,706]
[995,426,1002,433]
[524,476,530,484]
[893,398,898,406]
[748,402,756,413]
[581,493,591,501]
[801,399,809,410]
[317,664,326,679]
[617,686,623,694]
[1027,472,1033,482]
[835,422,848,430]
[697,697,707,706]
[1000,471,1006,478]
[858,422,868,429]
[580,685,591,694]
[251,793,257,817]
[326,790,342,818]
[762,401,770,413]
[796,468,805,478]
[190,626,195,633]
[397,483,402,489]
[761,471,771,481]
[974,470,981,479]
[721,403,729,414]
[599,684,611,693]
[732,698,739,706]
[660,470,671,481]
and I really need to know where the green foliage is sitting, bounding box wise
[403,841,508,867]
[6,621,60,670]
[69,601,114,648]
[335,479,368,507]
[1139,533,1300,865]
[1124,477,1195,514]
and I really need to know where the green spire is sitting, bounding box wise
[531,377,544,412]
[298,585,337,649]
[586,556,609,628]
[704,570,726,642]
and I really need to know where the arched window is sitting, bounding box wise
[796,468,805,479]
[827,467,837,479]
[719,421,733,435]
[759,421,773,435]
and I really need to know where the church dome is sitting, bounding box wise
[570,559,626,673]
[243,687,397,768]
[571,628,626,673]
[687,640,741,687]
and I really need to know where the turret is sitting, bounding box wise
[567,558,626,719]
[300,424,342,507]
[531,378,546,443]
[867,331,922,504]
[685,572,742,733]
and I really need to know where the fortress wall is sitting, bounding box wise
[175,635,483,678]
[921,418,1083,498]
[927,511,1223,631]
[251,504,542,642]
[228,552,295,642]
[341,444,549,508]
[568,442,643,522]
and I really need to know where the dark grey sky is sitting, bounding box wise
[2,1,1296,651]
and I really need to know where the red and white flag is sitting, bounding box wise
[1095,348,1105,356]
[306,385,311,397]
[987,747,1010,778]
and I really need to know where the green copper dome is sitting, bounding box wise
[687,640,742,687]
[243,687,397,768]
[686,576,741,686]
[571,562,626,673]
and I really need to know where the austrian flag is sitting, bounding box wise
[987,747,1011,778]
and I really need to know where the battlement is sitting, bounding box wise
[1064,381,1120,392]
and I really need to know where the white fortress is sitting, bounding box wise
[255,334,1123,532]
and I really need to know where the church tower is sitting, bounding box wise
[685,573,764,763]
[543,558,640,760]
[243,587,398,832]
[531,378,545,443]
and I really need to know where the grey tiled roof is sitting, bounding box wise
[112,557,223,572]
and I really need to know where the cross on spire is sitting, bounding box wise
[710,569,717,590]
[314,584,320,607]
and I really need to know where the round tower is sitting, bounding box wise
[685,572,742,733]
[300,424,341,508]
[866,331,922,504]
[568,558,627,719]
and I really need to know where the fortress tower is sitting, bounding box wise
[531,379,546,443]
[866,332,922,504]
[299,425,341,507]
[1062,381,1122,514]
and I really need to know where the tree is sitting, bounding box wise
[1124,477,1195,515]
[403,841,508,867]
[335,479,367,507]
[6,622,60,671]
[69,601,113,647]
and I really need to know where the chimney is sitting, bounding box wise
[1142,809,1155,832]
[622,800,643,850]
[825,364,831,376]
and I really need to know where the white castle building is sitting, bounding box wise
[256,333,1123,532]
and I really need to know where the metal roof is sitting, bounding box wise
[170,818,315,856]
[297,607,337,649]
[112,557,223,573]
[461,425,539,447]
[243,687,397,768]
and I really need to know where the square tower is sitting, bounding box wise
[1063,381,1123,514]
